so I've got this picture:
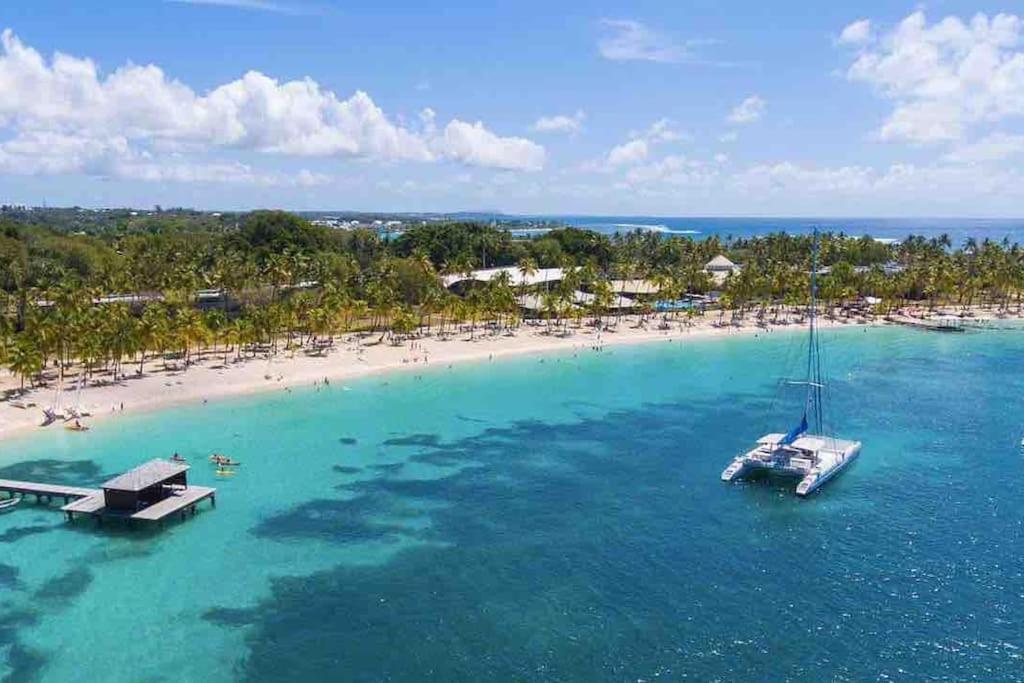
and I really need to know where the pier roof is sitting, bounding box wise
[102,459,189,492]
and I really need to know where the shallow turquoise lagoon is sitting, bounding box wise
[1,326,1023,681]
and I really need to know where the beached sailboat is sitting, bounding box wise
[721,230,862,496]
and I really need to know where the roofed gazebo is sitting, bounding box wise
[102,459,189,512]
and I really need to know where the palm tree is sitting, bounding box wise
[7,339,43,391]
[137,304,169,375]
[591,277,614,328]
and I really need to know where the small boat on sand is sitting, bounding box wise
[65,422,90,432]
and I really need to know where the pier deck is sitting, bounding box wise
[62,486,216,523]
[888,315,965,332]
[0,460,217,528]
[0,479,100,503]
[131,486,216,521]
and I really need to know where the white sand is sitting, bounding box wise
[0,309,1007,442]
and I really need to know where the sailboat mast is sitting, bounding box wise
[772,230,825,448]
[806,229,824,435]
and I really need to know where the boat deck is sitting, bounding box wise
[722,433,862,496]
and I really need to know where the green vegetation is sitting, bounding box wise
[1,208,1022,392]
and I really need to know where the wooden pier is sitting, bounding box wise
[0,459,216,527]
[62,485,216,524]
[888,315,965,333]
[0,479,99,505]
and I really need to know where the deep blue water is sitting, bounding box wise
[1,326,1023,680]
[522,215,1024,245]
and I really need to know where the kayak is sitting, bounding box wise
[215,468,236,477]
[65,425,90,432]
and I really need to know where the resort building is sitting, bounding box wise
[704,255,742,285]
[441,266,569,290]
[443,267,642,316]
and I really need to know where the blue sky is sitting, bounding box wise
[0,0,1022,216]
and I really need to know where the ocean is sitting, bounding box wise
[0,325,1022,681]
[518,215,1024,245]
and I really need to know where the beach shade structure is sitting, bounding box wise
[704,255,742,285]
[607,279,661,297]
[572,291,637,310]
[515,293,581,313]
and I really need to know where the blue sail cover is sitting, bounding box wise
[779,414,808,446]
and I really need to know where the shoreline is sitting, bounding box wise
[0,311,1012,444]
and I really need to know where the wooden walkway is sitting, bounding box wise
[0,461,218,528]
[888,315,965,332]
[0,479,100,504]
[62,486,216,524]
[129,486,216,521]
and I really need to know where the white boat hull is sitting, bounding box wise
[721,435,861,497]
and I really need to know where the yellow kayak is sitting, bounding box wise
[215,468,236,477]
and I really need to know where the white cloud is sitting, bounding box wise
[532,110,585,134]
[598,19,706,64]
[727,95,765,124]
[838,19,873,45]
[606,139,649,166]
[719,131,739,143]
[439,120,546,172]
[0,132,130,176]
[0,29,545,183]
[730,160,1024,201]
[623,154,717,187]
[593,118,687,171]
[116,160,331,186]
[635,118,688,142]
[165,0,315,15]
[843,11,1024,143]
[0,131,328,186]
[944,132,1024,163]
[734,162,874,193]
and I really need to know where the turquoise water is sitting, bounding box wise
[1,326,1023,681]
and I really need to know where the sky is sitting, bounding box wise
[0,1,1022,216]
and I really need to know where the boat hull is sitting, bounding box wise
[795,443,860,496]
[721,436,862,497]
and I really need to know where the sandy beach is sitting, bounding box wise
[0,310,1012,443]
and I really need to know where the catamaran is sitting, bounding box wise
[721,230,861,496]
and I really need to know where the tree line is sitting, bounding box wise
[1,210,1022,390]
